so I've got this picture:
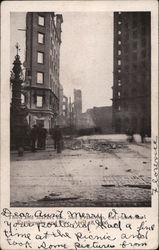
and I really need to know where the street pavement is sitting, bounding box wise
[10,137,151,207]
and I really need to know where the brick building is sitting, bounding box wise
[23,12,63,129]
[112,12,151,135]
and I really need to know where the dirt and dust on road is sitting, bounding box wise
[10,134,151,207]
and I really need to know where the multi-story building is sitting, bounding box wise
[112,12,151,135]
[74,89,82,115]
[68,97,75,128]
[59,83,64,126]
[24,12,63,129]
[59,86,69,128]
[74,89,82,128]
[61,95,69,126]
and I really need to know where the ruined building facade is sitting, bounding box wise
[24,12,63,129]
[112,12,151,135]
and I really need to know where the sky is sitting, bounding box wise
[10,12,113,112]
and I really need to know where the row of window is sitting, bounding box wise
[117,31,147,52]
[35,95,58,108]
[116,78,150,87]
[116,103,147,112]
[117,14,147,29]
[116,86,149,98]
[116,57,147,72]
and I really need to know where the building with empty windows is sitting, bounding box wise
[58,85,70,127]
[24,12,63,129]
[112,12,151,135]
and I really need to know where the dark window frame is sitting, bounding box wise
[38,15,45,27]
[36,95,43,108]
[38,32,45,44]
[36,71,44,84]
[37,51,44,64]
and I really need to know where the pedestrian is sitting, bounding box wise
[37,124,42,149]
[140,128,146,143]
[41,125,47,149]
[37,124,47,149]
[30,125,38,152]
[126,128,134,142]
[52,125,63,153]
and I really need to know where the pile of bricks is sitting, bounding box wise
[64,138,127,152]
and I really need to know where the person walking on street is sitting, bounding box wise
[37,124,47,149]
[37,124,42,149]
[52,125,63,153]
[140,128,146,143]
[30,125,38,152]
[41,125,47,149]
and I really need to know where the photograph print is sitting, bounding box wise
[10,11,151,207]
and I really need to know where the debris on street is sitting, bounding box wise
[64,138,128,152]
[126,169,132,172]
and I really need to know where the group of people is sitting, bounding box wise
[30,124,47,152]
[30,124,63,153]
[126,128,147,143]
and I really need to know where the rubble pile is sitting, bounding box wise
[64,139,82,150]
[83,140,127,152]
[64,138,127,152]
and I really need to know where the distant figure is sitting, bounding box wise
[126,128,134,143]
[37,124,47,149]
[30,125,38,152]
[140,128,146,143]
[52,125,63,153]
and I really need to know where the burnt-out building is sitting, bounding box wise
[24,12,63,129]
[112,12,151,135]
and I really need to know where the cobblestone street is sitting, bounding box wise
[10,137,151,207]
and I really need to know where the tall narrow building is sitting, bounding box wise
[74,89,82,116]
[112,12,151,135]
[74,89,82,128]
[24,12,63,129]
